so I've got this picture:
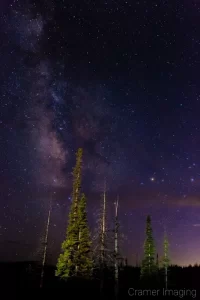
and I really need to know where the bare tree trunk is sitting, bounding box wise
[40,198,52,288]
[163,229,169,290]
[101,181,106,261]
[100,180,106,296]
[114,196,119,300]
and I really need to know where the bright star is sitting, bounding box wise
[150,177,155,181]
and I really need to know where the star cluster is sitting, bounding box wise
[1,0,200,266]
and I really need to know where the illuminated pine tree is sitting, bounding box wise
[72,148,83,221]
[162,232,170,289]
[75,193,93,277]
[56,148,83,279]
[140,215,156,277]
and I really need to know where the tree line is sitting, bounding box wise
[55,148,170,289]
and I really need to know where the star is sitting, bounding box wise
[1,0,200,270]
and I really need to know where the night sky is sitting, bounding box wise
[1,0,200,266]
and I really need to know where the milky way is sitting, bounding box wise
[28,62,67,189]
[1,0,200,266]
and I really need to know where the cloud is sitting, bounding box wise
[193,224,200,227]
[175,196,200,207]
[113,181,200,209]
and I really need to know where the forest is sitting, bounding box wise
[1,148,198,298]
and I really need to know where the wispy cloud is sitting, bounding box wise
[175,196,200,207]
[193,224,200,227]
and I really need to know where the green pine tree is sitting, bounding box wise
[55,148,83,279]
[72,148,83,221]
[140,215,156,277]
[76,193,93,277]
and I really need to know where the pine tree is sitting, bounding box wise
[55,148,83,279]
[162,232,170,289]
[76,193,93,277]
[140,215,156,277]
[72,148,83,221]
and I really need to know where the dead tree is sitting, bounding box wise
[163,230,170,290]
[114,196,119,299]
[99,180,107,295]
[100,180,106,266]
[92,179,114,295]
[40,198,52,288]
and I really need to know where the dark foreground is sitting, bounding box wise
[0,262,199,298]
